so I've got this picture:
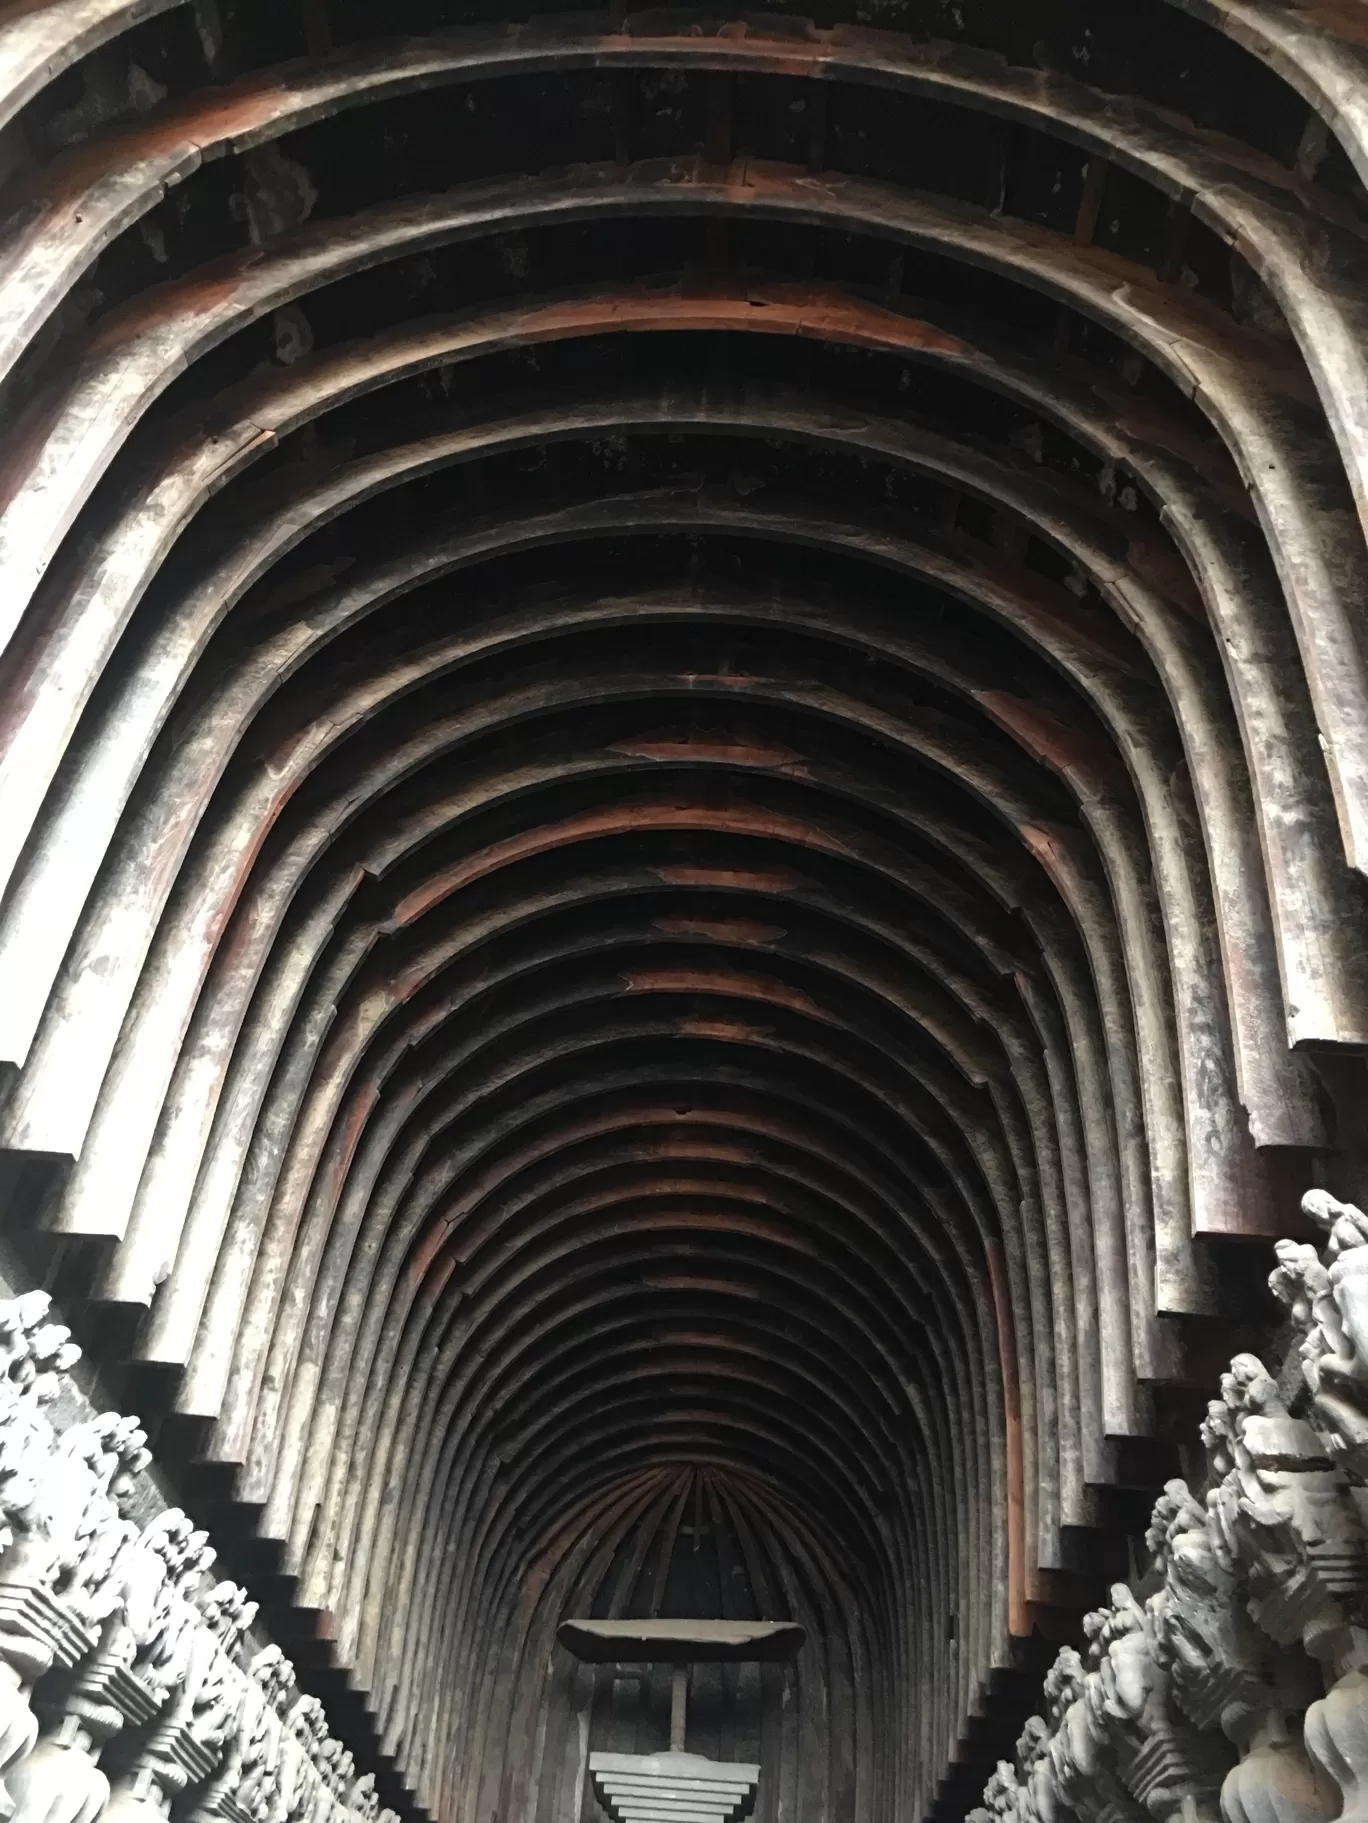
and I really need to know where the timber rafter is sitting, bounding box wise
[0,3,1364,1818]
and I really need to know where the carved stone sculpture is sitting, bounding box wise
[1089,1586,1231,1823]
[1271,1194,1368,1476]
[1202,1356,1368,1671]
[1145,1480,1262,1737]
[102,1577,257,1823]
[0,1298,83,1822]
[3,1403,152,1823]
[972,1243,1368,1823]
[1039,1642,1146,1823]
[0,1300,380,1823]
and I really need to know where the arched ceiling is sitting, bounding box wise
[0,1,1366,1819]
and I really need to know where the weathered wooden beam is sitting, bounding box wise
[1,3,1365,1815]
[0,0,187,134]
[558,1618,806,1661]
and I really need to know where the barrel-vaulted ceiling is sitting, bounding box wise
[1,0,1367,1818]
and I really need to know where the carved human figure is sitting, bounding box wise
[969,1329,1368,1823]
[5,1424,163,1823]
[1272,1193,1368,1470]
[1223,1709,1338,1823]
[0,1298,83,1820]
[130,1515,216,1704]
[968,1757,1023,1823]
[0,1301,370,1823]
[0,1317,75,1698]
[194,1643,307,1823]
[1146,1480,1270,1741]
[102,1632,244,1823]
[250,1650,296,1730]
[25,1417,150,1638]
[1304,1666,1368,1823]
[276,1694,328,1823]
[0,1296,81,1554]
[1270,1241,1337,1410]
[346,1775,377,1823]
[1201,1356,1368,1671]
[1088,1590,1154,1752]
[1040,1644,1144,1823]
[247,1677,291,1823]
[1011,1715,1059,1823]
[1143,1476,1331,1823]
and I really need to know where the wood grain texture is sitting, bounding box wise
[0,3,1362,1818]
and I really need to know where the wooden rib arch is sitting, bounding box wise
[4,159,1367,877]
[1,5,1366,1819]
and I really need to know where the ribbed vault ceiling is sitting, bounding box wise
[1,1,1367,1818]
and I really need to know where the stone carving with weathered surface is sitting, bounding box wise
[0,1294,393,1823]
[972,1191,1368,1823]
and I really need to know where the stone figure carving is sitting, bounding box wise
[0,1298,83,1821]
[190,1674,268,1823]
[102,1577,259,1823]
[1145,1478,1270,1739]
[346,1776,377,1823]
[1091,1586,1230,1823]
[1003,1716,1055,1823]
[972,1206,1368,1823]
[1272,1193,1368,1473]
[131,1515,216,1703]
[250,1648,296,1726]
[4,1408,152,1823]
[196,1646,296,1823]
[1139,1477,1330,1823]
[276,1693,330,1823]
[0,1298,388,1823]
[972,1757,1022,1823]
[1303,1666,1368,1823]
[0,1298,80,1548]
[1043,1640,1148,1823]
[1200,1355,1368,1670]
[30,1417,151,1638]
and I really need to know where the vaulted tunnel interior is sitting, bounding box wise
[3,1,1368,1819]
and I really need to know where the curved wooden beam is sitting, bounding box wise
[2,7,1362,1815]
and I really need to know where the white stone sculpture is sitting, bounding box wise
[0,1297,393,1823]
[973,1198,1368,1823]
[102,1575,258,1823]
[1273,1194,1368,1474]
[2,1388,152,1823]
[0,1297,83,1821]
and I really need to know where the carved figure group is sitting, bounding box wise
[972,1190,1368,1823]
[0,1294,398,1823]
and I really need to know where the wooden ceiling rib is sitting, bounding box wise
[0,2,1364,1819]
